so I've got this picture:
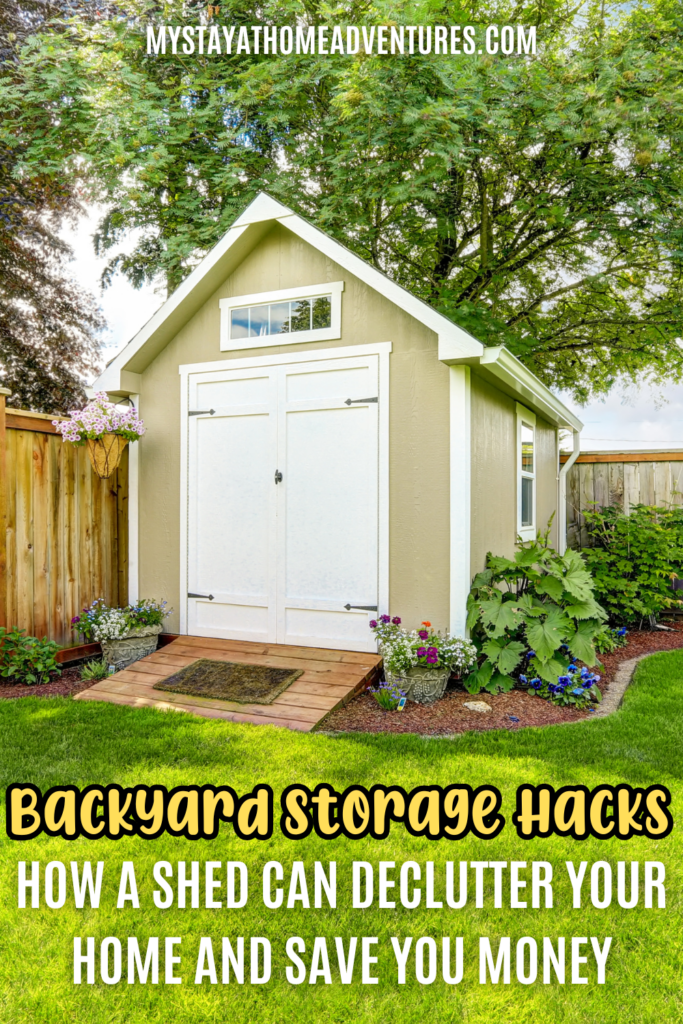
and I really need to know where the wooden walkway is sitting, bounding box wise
[74,635,382,732]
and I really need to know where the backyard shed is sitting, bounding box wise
[94,193,582,653]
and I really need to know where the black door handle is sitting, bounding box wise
[274,470,283,484]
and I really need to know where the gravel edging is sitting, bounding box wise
[591,653,653,718]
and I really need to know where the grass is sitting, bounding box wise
[0,651,682,1023]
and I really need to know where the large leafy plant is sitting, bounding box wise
[581,504,683,626]
[466,535,607,695]
[0,627,60,685]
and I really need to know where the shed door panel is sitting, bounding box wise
[187,370,277,641]
[186,355,379,652]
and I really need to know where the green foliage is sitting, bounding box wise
[594,625,629,654]
[466,530,607,696]
[581,504,683,625]
[80,658,110,681]
[369,679,405,711]
[0,627,60,684]
[2,0,683,398]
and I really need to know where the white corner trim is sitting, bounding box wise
[127,394,140,603]
[232,192,295,226]
[219,281,344,352]
[558,428,581,555]
[178,341,393,378]
[377,346,390,619]
[478,347,583,431]
[179,372,189,634]
[516,404,537,542]
[450,365,471,637]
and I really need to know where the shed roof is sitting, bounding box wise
[94,192,582,431]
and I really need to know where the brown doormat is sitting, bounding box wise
[153,659,303,705]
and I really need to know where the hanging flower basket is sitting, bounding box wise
[53,392,144,479]
[86,433,129,479]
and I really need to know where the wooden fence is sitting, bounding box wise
[0,395,128,645]
[563,450,683,549]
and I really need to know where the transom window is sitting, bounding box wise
[230,295,332,340]
[220,282,343,353]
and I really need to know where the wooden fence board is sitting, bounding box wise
[1,411,128,644]
[566,456,683,549]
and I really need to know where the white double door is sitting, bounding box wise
[186,353,380,651]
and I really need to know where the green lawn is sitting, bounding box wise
[1,652,682,1024]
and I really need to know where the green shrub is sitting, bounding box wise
[369,679,405,710]
[581,504,683,626]
[593,625,629,654]
[80,659,111,682]
[465,530,607,698]
[0,628,60,685]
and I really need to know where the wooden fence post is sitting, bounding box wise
[0,388,10,628]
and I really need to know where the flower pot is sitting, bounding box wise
[100,624,163,672]
[86,434,128,479]
[384,664,451,705]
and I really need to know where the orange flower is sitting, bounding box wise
[421,621,431,627]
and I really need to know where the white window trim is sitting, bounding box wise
[516,402,536,542]
[219,281,344,352]
[179,341,390,637]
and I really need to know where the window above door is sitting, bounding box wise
[220,282,344,352]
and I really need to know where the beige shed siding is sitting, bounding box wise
[469,375,557,575]
[137,223,452,633]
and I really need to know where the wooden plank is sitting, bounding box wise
[561,451,683,464]
[116,447,129,606]
[32,433,50,639]
[163,645,378,680]
[671,464,683,506]
[166,639,379,672]
[90,466,104,606]
[623,463,640,514]
[592,462,610,510]
[5,413,60,434]
[0,390,7,627]
[63,441,79,633]
[74,688,315,731]
[654,461,671,508]
[608,462,624,510]
[578,463,594,547]
[87,676,325,722]
[47,434,65,643]
[78,447,94,609]
[56,641,101,664]
[638,461,655,507]
[4,427,16,628]
[14,430,34,635]
[175,634,379,665]
[565,463,580,549]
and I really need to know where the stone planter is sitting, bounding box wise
[385,664,452,705]
[100,624,163,671]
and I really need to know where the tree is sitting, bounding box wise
[4,0,683,400]
[0,0,103,413]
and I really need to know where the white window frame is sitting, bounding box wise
[516,403,536,541]
[219,281,344,352]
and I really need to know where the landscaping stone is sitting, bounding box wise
[463,701,492,713]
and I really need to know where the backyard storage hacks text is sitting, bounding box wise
[563,449,683,549]
[0,389,128,646]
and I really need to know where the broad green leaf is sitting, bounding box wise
[464,659,493,694]
[482,638,525,674]
[533,576,565,602]
[530,656,567,684]
[479,594,523,638]
[486,672,516,693]
[566,621,599,664]
[525,608,571,661]
[564,598,608,621]
[487,555,518,574]
[471,570,493,590]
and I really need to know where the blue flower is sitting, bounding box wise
[519,674,528,683]
[526,649,536,658]
[529,678,542,689]
[568,664,577,674]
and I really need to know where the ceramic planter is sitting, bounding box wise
[86,433,128,479]
[100,624,163,671]
[384,664,452,705]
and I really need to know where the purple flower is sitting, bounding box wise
[416,646,427,658]
[369,620,378,629]
[71,616,80,624]
[418,629,429,640]
[426,648,439,665]
[380,614,391,624]
[392,616,401,625]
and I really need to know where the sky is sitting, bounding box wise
[64,208,683,454]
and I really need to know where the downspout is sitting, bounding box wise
[558,428,580,555]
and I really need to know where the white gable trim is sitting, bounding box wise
[93,192,483,393]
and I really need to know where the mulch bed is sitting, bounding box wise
[0,665,97,700]
[321,622,683,736]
